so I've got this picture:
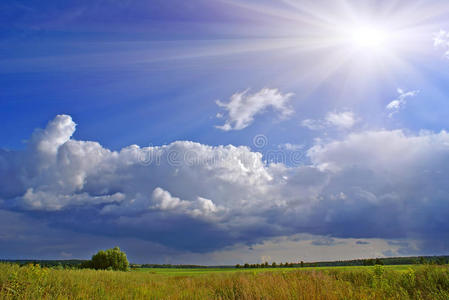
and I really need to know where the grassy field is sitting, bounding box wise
[1,263,449,299]
[133,264,415,276]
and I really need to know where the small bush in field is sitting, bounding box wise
[82,246,129,271]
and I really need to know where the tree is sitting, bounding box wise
[83,246,129,271]
[364,259,375,266]
[375,258,384,266]
[436,257,447,265]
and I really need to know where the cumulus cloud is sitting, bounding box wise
[386,88,419,117]
[216,88,294,131]
[301,111,356,131]
[1,115,449,256]
[434,29,449,58]
[150,187,221,218]
[152,187,186,210]
[307,129,449,244]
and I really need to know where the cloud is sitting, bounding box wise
[325,111,356,129]
[2,115,449,256]
[434,29,449,58]
[0,210,406,264]
[216,88,294,131]
[311,237,342,246]
[301,111,356,131]
[356,240,370,245]
[149,187,221,218]
[306,130,449,246]
[386,88,419,117]
[301,119,325,131]
[152,187,187,211]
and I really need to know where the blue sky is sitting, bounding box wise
[1,0,449,264]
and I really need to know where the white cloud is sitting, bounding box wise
[301,111,356,131]
[434,29,449,58]
[301,119,325,131]
[152,187,186,210]
[21,188,125,211]
[325,111,356,129]
[2,115,449,254]
[216,88,294,131]
[386,88,419,117]
[2,115,275,215]
[193,197,219,217]
[30,114,77,156]
[151,187,221,218]
[308,129,449,172]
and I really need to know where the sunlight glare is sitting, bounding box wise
[351,26,387,49]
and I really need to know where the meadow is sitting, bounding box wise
[1,263,449,299]
[133,264,414,276]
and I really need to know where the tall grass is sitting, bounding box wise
[1,263,448,299]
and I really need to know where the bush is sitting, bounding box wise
[82,247,129,271]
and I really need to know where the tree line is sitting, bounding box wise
[235,256,449,269]
[3,254,448,270]
[236,261,305,268]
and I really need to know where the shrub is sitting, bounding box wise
[82,247,129,271]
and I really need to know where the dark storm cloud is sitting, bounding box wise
[1,116,449,257]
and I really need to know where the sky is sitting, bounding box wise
[1,0,449,265]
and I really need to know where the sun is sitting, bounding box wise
[351,26,388,49]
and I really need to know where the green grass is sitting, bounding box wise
[133,264,415,276]
[1,263,449,299]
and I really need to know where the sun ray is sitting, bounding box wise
[107,0,449,107]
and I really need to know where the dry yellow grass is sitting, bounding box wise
[1,263,449,299]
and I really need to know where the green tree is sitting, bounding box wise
[364,259,375,266]
[375,258,384,266]
[436,257,447,265]
[84,247,129,271]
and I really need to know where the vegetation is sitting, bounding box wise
[234,256,449,269]
[3,255,448,270]
[133,264,416,276]
[80,247,129,271]
[0,260,86,269]
[1,263,449,299]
